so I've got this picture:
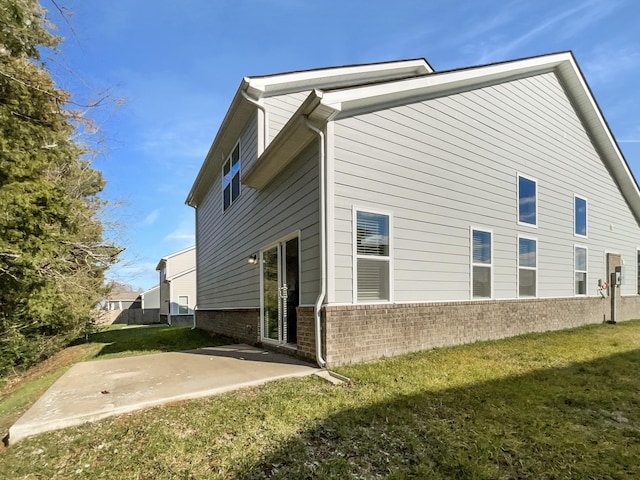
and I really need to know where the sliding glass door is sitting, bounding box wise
[261,236,299,345]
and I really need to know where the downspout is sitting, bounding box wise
[240,90,267,153]
[192,205,198,330]
[304,116,327,368]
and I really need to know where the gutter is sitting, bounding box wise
[240,89,267,154]
[304,116,327,368]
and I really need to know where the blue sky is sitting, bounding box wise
[44,0,640,290]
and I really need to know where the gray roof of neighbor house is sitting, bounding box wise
[106,292,140,302]
[186,51,640,224]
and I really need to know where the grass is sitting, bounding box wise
[0,325,226,439]
[1,321,640,479]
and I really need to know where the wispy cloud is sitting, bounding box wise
[618,125,640,143]
[107,261,159,290]
[141,208,161,227]
[141,117,215,164]
[164,220,195,248]
[581,46,640,86]
[466,0,619,64]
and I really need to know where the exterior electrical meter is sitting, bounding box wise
[613,266,622,287]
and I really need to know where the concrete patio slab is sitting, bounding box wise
[9,344,316,445]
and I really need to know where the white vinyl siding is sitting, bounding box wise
[264,91,311,144]
[332,71,640,302]
[169,269,197,315]
[471,229,492,298]
[354,209,391,302]
[574,246,587,295]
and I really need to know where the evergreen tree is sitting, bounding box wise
[0,0,121,375]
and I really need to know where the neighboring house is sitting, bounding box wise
[105,292,140,311]
[141,284,160,310]
[139,284,161,324]
[100,287,162,325]
[156,246,197,326]
[186,52,640,367]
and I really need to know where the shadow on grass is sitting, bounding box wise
[236,349,640,479]
[81,326,229,358]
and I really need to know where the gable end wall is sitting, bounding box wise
[331,71,640,304]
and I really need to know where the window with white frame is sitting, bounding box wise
[518,175,537,226]
[178,295,189,314]
[518,236,537,297]
[575,246,587,295]
[471,229,492,298]
[574,195,587,237]
[355,210,390,302]
[223,143,241,211]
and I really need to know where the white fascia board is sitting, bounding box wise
[142,285,160,296]
[156,246,196,272]
[555,57,640,222]
[320,53,570,113]
[163,245,196,260]
[246,59,432,97]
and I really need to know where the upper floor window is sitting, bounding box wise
[471,229,492,298]
[518,236,537,297]
[574,195,587,237]
[355,209,391,302]
[223,143,241,211]
[518,175,537,227]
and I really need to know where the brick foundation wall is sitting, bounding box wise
[618,295,640,322]
[170,314,194,326]
[322,295,640,366]
[295,307,320,363]
[196,309,260,344]
[194,295,640,367]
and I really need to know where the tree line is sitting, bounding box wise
[0,0,121,376]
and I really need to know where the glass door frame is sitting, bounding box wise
[259,231,301,347]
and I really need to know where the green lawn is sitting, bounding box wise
[2,321,640,479]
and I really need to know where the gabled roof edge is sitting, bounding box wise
[155,245,196,271]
